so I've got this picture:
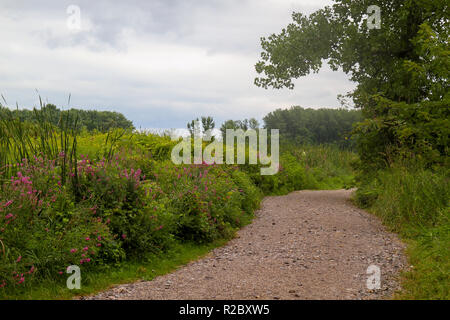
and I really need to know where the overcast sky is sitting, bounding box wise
[0,0,355,129]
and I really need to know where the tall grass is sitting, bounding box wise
[290,144,357,189]
[0,100,79,184]
[355,164,449,299]
[0,101,127,185]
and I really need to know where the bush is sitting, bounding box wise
[149,161,260,243]
[0,129,357,297]
[355,164,449,299]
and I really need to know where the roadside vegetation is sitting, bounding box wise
[256,0,449,299]
[1,0,447,301]
[0,102,356,299]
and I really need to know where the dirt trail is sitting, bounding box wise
[86,189,407,300]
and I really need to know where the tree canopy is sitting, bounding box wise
[255,0,449,169]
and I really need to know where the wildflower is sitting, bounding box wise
[96,243,101,247]
[85,237,90,241]
[58,271,63,275]
[83,246,89,251]
[70,248,77,253]
[121,234,127,239]
[18,277,25,284]
[4,200,13,207]
[16,256,22,263]
[5,213,13,219]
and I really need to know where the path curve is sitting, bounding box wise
[86,190,406,300]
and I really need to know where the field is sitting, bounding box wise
[0,107,355,299]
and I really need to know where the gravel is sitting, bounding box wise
[83,189,407,300]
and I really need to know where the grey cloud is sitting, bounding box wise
[0,0,355,129]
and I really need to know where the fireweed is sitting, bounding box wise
[0,150,261,295]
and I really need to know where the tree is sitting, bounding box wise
[219,118,259,140]
[263,106,361,147]
[201,116,215,140]
[255,0,449,168]
[248,118,260,130]
[187,118,201,137]
[0,104,134,132]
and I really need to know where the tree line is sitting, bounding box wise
[186,108,360,148]
[0,103,134,132]
[263,107,361,146]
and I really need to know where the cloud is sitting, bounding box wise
[0,0,355,129]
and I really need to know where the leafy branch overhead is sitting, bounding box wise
[255,0,449,170]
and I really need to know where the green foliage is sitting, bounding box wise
[219,118,259,140]
[255,2,448,170]
[149,161,261,242]
[242,144,356,194]
[263,106,361,147]
[0,104,134,133]
[355,164,449,299]
[255,1,448,102]
[0,106,358,297]
[255,1,449,299]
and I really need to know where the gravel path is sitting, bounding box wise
[85,189,407,300]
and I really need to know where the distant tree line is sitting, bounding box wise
[188,108,361,148]
[0,104,134,132]
[263,106,362,146]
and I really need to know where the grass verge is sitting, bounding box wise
[355,165,449,299]
[4,239,229,300]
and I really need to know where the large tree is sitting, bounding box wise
[255,0,449,169]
